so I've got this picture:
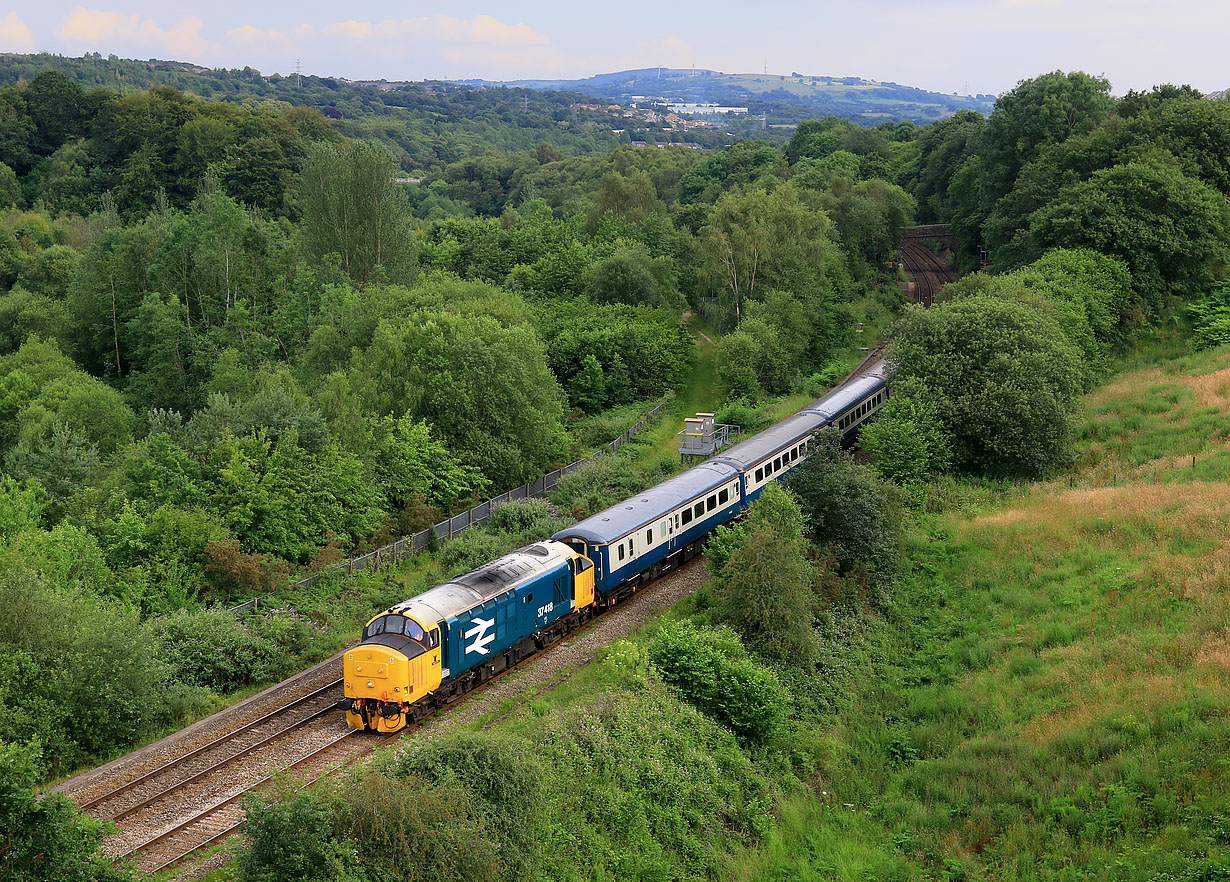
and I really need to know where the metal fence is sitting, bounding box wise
[228,396,671,616]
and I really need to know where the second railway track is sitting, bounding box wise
[899,239,957,306]
[63,557,708,878]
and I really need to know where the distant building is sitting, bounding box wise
[667,103,748,115]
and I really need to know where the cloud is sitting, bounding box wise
[58,6,208,57]
[0,13,34,52]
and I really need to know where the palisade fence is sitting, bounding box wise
[228,396,671,616]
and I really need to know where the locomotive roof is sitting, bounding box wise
[553,460,740,545]
[390,540,574,625]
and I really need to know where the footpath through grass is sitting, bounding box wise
[732,342,1230,880]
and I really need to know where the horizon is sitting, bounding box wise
[2,3,1227,99]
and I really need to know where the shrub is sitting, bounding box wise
[148,607,284,691]
[203,539,289,601]
[342,772,498,882]
[550,453,648,519]
[0,741,133,882]
[648,620,788,743]
[786,429,902,587]
[238,784,354,882]
[388,732,547,878]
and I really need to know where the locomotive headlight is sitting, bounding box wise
[367,681,374,688]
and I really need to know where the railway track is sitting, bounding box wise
[83,555,706,877]
[899,240,957,306]
[79,679,344,822]
[116,728,391,876]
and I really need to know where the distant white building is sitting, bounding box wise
[668,103,748,115]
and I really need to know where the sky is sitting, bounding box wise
[1,2,1226,97]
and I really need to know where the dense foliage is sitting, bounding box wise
[0,56,914,780]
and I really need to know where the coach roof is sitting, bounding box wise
[553,460,740,545]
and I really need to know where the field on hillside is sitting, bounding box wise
[732,342,1230,880]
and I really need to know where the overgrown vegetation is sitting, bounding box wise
[11,56,1230,882]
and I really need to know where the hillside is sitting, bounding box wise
[468,67,997,124]
[0,53,740,172]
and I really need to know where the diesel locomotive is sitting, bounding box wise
[343,359,888,732]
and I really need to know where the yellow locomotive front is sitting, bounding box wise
[343,610,441,733]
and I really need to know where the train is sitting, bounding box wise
[341,359,889,733]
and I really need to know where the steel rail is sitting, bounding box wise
[78,678,343,816]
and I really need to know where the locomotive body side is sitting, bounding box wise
[343,540,594,732]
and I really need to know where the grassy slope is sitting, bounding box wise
[735,340,1230,880]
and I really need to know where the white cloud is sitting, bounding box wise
[58,6,208,58]
[0,13,34,52]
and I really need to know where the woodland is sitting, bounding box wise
[5,61,1230,882]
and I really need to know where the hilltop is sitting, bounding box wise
[464,66,998,124]
[0,53,744,172]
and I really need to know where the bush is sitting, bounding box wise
[786,429,902,587]
[550,453,648,519]
[715,398,776,435]
[648,620,788,743]
[387,731,547,878]
[148,607,284,692]
[0,560,187,776]
[238,784,354,882]
[712,486,822,668]
[0,741,133,882]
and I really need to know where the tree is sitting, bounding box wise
[370,413,488,510]
[299,140,417,285]
[980,70,1115,204]
[586,249,665,307]
[0,160,19,208]
[698,185,846,329]
[709,484,821,667]
[0,741,132,882]
[888,296,1084,477]
[786,430,901,586]
[569,354,606,412]
[860,377,953,486]
[1031,157,1230,311]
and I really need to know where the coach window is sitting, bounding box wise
[707,496,716,511]
[719,487,729,504]
[774,457,782,471]
[693,502,704,518]
[618,544,625,561]
[645,528,653,545]
[682,508,693,525]
[755,467,764,482]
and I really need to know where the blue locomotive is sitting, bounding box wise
[342,360,887,731]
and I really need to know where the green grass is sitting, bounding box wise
[443,340,1230,881]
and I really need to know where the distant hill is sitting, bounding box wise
[0,54,744,172]
[460,67,997,124]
